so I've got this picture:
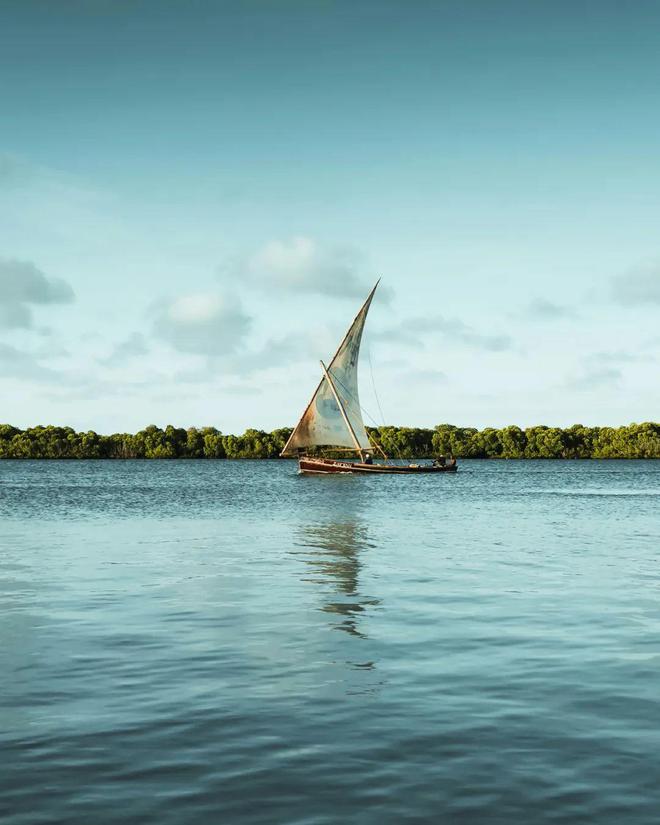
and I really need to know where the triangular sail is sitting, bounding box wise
[281,283,378,456]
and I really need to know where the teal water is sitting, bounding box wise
[1,459,659,824]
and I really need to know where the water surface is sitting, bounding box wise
[1,459,659,823]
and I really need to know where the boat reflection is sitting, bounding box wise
[294,519,380,639]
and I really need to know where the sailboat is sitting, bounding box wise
[280,281,458,475]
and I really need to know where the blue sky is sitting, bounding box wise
[1,0,658,433]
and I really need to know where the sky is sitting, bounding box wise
[1,0,659,434]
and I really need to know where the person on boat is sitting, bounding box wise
[433,455,447,467]
[363,452,373,465]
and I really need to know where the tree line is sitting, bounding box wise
[0,422,658,459]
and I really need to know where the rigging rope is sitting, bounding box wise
[328,365,407,464]
[327,368,380,429]
[366,350,406,464]
[368,349,387,427]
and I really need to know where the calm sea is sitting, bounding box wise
[1,459,659,824]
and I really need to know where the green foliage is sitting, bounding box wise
[221,429,285,459]
[201,427,226,458]
[370,426,434,458]
[0,423,657,459]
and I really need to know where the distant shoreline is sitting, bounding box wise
[1,423,658,460]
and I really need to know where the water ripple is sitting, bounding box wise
[1,459,659,823]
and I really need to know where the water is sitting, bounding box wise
[1,459,659,824]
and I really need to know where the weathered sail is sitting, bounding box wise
[281,283,378,456]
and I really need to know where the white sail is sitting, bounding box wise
[281,283,378,456]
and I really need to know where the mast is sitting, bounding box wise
[320,360,364,458]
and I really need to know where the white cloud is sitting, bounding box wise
[169,331,319,382]
[526,298,577,320]
[397,367,449,385]
[612,263,660,306]
[235,236,385,300]
[566,366,622,390]
[0,342,60,381]
[221,332,319,375]
[0,257,74,329]
[563,349,652,391]
[152,292,251,355]
[376,316,513,352]
[98,332,149,367]
[586,350,655,366]
[168,294,225,324]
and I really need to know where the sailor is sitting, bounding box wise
[433,455,447,467]
[364,452,373,465]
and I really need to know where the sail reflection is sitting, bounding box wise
[294,519,380,639]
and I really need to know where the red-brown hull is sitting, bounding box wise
[298,457,457,475]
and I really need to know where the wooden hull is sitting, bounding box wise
[298,457,458,475]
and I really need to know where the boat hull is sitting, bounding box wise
[298,457,458,475]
